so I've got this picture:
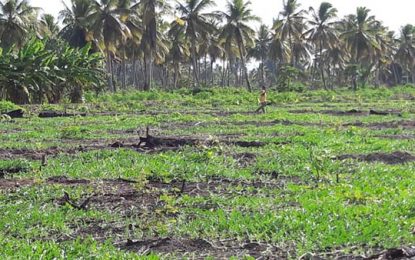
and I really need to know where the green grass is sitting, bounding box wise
[1,86,414,259]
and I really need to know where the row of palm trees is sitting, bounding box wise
[1,0,415,92]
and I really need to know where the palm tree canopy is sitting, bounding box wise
[305,2,338,49]
[87,0,131,52]
[174,0,217,40]
[0,0,39,49]
[272,0,306,65]
[219,0,260,53]
[39,14,60,37]
[340,7,381,62]
[59,0,94,48]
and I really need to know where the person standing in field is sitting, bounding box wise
[256,86,268,113]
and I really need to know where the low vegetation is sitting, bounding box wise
[1,88,414,258]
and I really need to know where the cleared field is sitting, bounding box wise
[1,87,415,259]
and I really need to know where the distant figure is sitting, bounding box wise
[256,86,268,113]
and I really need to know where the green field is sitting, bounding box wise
[1,87,415,259]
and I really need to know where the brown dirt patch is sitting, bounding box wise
[38,111,87,118]
[290,109,368,116]
[120,237,285,258]
[0,134,285,161]
[0,166,29,178]
[0,128,23,134]
[290,109,403,117]
[165,119,325,130]
[346,120,415,130]
[233,153,257,167]
[0,145,110,160]
[375,134,415,140]
[302,246,415,260]
[365,247,415,260]
[336,151,415,165]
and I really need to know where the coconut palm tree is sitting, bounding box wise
[396,24,415,83]
[220,0,259,91]
[88,0,131,91]
[250,24,271,86]
[39,14,60,38]
[139,0,170,90]
[207,34,224,86]
[167,28,190,88]
[59,0,94,48]
[340,7,381,89]
[305,2,338,90]
[174,0,217,87]
[273,0,306,67]
[370,22,394,86]
[0,0,39,49]
[122,4,142,89]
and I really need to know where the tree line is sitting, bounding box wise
[1,0,415,103]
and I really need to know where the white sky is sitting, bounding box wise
[31,0,414,33]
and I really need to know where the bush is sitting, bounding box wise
[0,100,23,113]
[0,39,105,105]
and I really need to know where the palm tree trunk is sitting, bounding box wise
[173,62,178,89]
[132,51,138,89]
[210,60,214,86]
[319,40,327,90]
[143,50,153,91]
[221,58,226,86]
[288,28,295,67]
[111,59,116,92]
[143,53,148,91]
[149,49,153,90]
[234,60,239,86]
[392,64,399,85]
[237,40,252,92]
[106,49,115,92]
[191,37,200,87]
[204,54,208,86]
[122,47,127,90]
[227,59,231,86]
[261,56,265,86]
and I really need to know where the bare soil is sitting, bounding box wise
[290,109,403,117]
[337,151,415,165]
[120,237,286,259]
[38,111,87,118]
[0,166,28,178]
[346,120,415,130]
[375,135,415,140]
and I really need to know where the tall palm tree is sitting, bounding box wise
[174,0,217,87]
[207,34,224,86]
[139,0,170,90]
[273,0,306,66]
[123,3,142,89]
[220,0,259,91]
[0,0,39,49]
[88,0,131,91]
[59,0,94,48]
[305,2,338,90]
[39,14,60,38]
[370,21,394,86]
[396,24,415,83]
[167,28,190,88]
[340,7,380,89]
[250,24,271,86]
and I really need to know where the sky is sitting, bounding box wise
[31,0,414,33]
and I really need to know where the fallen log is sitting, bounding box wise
[3,109,24,118]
